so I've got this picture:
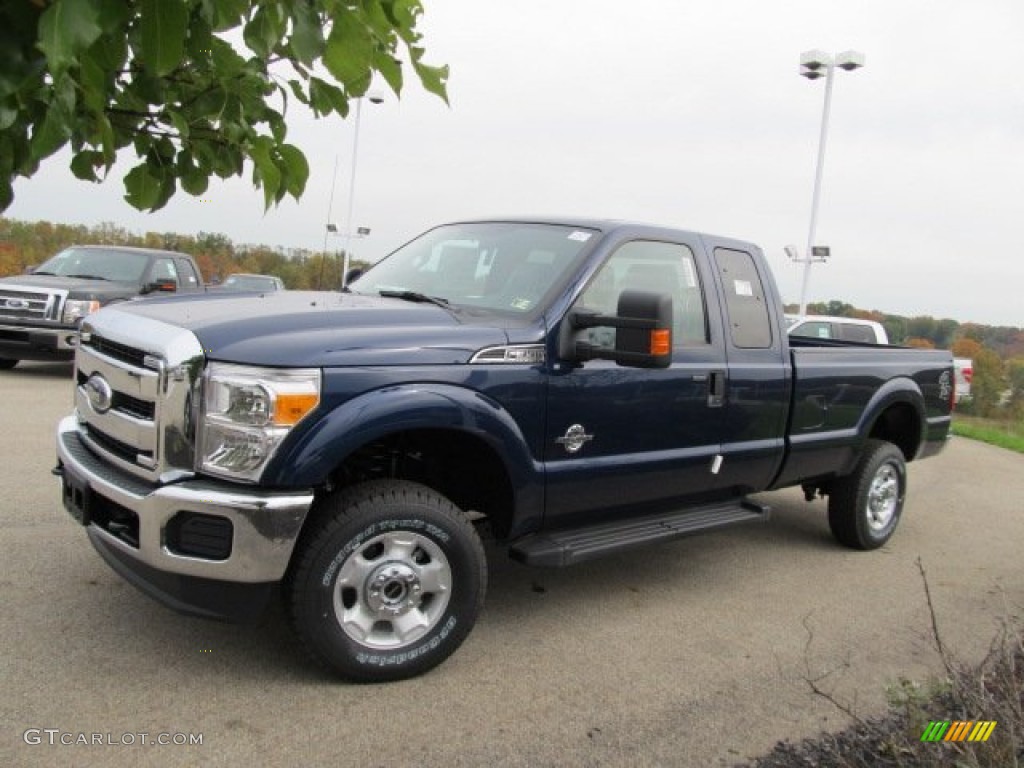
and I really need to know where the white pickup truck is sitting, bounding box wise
[786,314,889,344]
[954,357,973,402]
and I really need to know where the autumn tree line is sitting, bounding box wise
[2,217,1021,419]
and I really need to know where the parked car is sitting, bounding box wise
[787,314,889,344]
[56,218,953,682]
[0,245,204,368]
[212,273,285,292]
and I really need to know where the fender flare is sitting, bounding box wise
[263,383,543,525]
[852,375,926,463]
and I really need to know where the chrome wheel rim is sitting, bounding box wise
[866,464,900,532]
[332,531,452,650]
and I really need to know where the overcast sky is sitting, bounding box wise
[7,0,1024,326]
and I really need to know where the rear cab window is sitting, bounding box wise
[712,248,772,349]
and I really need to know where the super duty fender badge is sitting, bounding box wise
[556,424,594,454]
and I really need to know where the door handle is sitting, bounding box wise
[707,371,726,408]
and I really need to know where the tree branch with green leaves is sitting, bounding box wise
[0,0,448,212]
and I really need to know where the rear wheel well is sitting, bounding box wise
[868,402,920,461]
[322,429,515,539]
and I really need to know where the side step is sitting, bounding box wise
[509,499,770,567]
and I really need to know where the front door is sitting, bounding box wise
[543,238,729,528]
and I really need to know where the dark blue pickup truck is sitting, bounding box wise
[54,219,953,681]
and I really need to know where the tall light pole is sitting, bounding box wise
[795,49,864,316]
[340,94,383,289]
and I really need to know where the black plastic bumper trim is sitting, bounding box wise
[87,526,274,623]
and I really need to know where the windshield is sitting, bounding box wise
[35,247,149,283]
[349,222,600,315]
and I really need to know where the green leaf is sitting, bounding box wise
[324,12,374,91]
[180,158,209,195]
[139,0,188,76]
[373,50,403,95]
[250,138,281,210]
[243,4,287,59]
[0,104,17,132]
[268,111,287,143]
[289,3,324,66]
[70,150,103,181]
[309,77,349,118]
[412,59,449,104]
[29,75,76,162]
[123,163,163,210]
[199,0,248,32]
[37,0,103,72]
[0,178,12,212]
[209,37,246,76]
[77,50,108,113]
[287,79,310,106]
[278,144,309,198]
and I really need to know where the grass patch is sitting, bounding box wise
[952,416,1024,454]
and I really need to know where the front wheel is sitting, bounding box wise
[828,439,907,550]
[0,358,18,370]
[287,479,486,682]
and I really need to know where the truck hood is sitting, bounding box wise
[107,290,510,367]
[0,274,138,302]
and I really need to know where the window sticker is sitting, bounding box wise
[733,279,753,297]
[510,298,533,310]
[568,231,592,242]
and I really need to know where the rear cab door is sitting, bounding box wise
[703,237,791,494]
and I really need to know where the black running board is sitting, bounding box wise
[509,499,770,567]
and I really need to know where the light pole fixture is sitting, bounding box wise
[794,49,864,316]
[340,94,384,289]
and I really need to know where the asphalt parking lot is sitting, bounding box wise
[2,361,1022,767]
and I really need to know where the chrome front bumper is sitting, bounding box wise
[56,415,314,585]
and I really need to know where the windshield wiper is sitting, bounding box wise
[378,289,451,309]
[31,270,58,276]
[66,274,110,281]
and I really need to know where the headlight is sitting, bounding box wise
[200,363,320,482]
[62,299,101,325]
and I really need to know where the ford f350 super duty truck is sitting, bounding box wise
[54,219,953,682]
[0,245,204,368]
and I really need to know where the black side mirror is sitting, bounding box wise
[142,279,177,294]
[559,289,673,369]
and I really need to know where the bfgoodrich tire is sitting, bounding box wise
[828,439,907,550]
[287,479,486,682]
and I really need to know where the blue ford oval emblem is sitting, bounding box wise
[84,373,113,414]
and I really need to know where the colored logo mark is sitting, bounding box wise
[920,720,997,742]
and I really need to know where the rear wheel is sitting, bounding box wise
[0,359,18,370]
[287,479,486,682]
[828,439,907,550]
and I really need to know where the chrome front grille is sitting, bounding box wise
[74,308,205,483]
[0,285,66,322]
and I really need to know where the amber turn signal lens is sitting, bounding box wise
[274,393,319,425]
[649,329,671,356]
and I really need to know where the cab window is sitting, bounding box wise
[577,240,708,349]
